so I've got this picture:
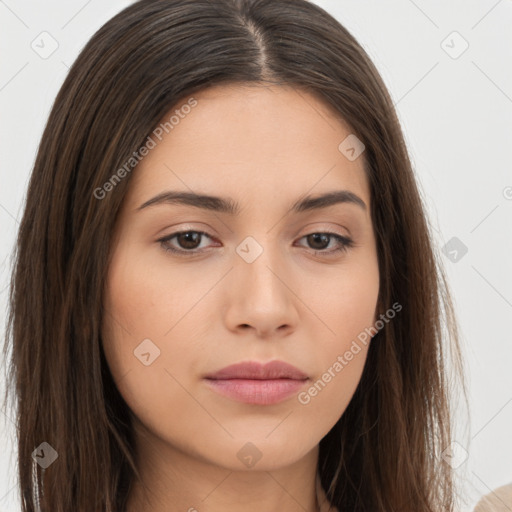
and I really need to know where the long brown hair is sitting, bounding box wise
[2,0,466,510]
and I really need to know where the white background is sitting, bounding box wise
[1,1,511,511]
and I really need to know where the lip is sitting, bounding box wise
[204,361,309,405]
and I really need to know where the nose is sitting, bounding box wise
[223,243,299,339]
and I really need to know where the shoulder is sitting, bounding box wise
[472,482,512,512]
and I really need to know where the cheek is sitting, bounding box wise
[295,342,369,439]
[101,242,188,384]
[298,253,379,423]
[101,238,221,398]
[102,240,214,347]
[309,248,379,344]
[100,244,210,443]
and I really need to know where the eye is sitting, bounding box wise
[158,230,216,255]
[157,230,354,257]
[295,232,354,255]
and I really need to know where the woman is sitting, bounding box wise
[3,0,466,511]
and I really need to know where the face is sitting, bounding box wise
[101,83,379,473]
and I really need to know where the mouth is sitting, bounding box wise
[203,360,309,405]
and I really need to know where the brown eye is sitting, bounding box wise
[158,230,215,255]
[175,231,202,250]
[296,232,354,255]
[306,233,330,250]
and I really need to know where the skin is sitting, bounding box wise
[101,83,380,512]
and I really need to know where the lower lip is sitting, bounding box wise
[204,378,308,405]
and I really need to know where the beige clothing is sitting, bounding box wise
[472,482,512,512]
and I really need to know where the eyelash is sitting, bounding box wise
[157,230,354,257]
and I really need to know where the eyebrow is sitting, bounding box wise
[137,189,367,214]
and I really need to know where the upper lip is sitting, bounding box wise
[204,360,308,380]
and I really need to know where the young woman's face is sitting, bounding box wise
[102,84,379,472]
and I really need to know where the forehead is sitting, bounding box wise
[124,83,370,212]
